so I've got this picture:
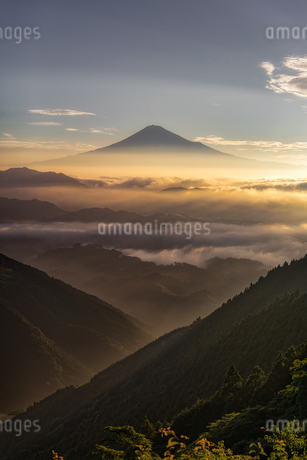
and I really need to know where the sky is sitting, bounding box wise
[2,0,307,165]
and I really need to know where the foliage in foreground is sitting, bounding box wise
[52,423,307,460]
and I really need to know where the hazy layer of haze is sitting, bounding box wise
[1,175,307,267]
[1,177,307,224]
[22,151,307,180]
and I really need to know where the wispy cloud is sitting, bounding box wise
[239,178,307,192]
[80,176,213,190]
[0,137,97,151]
[261,56,307,97]
[90,128,114,134]
[2,133,14,138]
[65,127,116,134]
[122,220,307,267]
[80,176,307,194]
[260,61,275,76]
[276,154,307,159]
[27,122,61,126]
[103,127,119,132]
[90,128,106,133]
[28,109,96,116]
[195,135,307,153]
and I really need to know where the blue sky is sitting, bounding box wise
[2,0,307,163]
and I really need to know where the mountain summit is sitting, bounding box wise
[86,125,225,154]
[29,125,296,172]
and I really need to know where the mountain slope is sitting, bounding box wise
[32,244,267,333]
[85,125,224,154]
[0,196,196,224]
[0,167,85,187]
[0,254,153,413]
[27,126,301,175]
[0,295,92,414]
[2,256,307,459]
[0,196,67,222]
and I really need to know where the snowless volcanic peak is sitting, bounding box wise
[90,125,221,153]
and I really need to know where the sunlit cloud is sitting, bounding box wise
[276,154,307,159]
[79,176,215,190]
[27,122,61,126]
[1,219,306,268]
[90,129,106,133]
[195,135,307,153]
[122,219,307,267]
[239,178,307,192]
[28,109,96,116]
[2,133,13,138]
[90,128,114,134]
[3,176,307,269]
[261,56,307,97]
[77,175,307,195]
[0,137,97,151]
[260,61,275,76]
[103,127,119,132]
[65,127,116,134]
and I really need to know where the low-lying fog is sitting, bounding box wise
[1,175,307,267]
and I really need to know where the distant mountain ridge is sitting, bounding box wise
[0,196,199,223]
[0,167,85,187]
[0,197,67,222]
[31,244,268,334]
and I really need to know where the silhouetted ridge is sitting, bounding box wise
[0,167,86,187]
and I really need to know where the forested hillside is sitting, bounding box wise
[0,254,152,413]
[2,255,307,459]
[32,244,267,333]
